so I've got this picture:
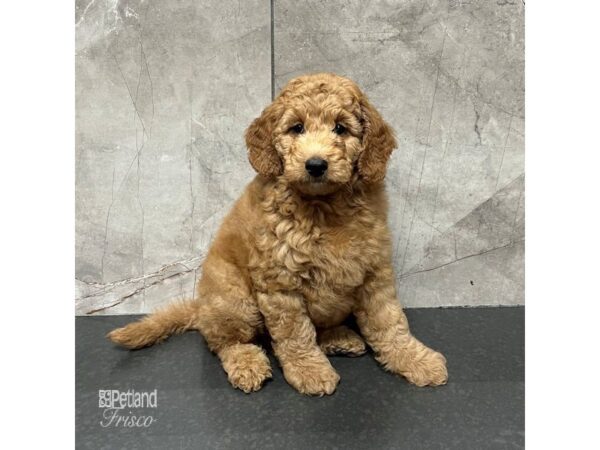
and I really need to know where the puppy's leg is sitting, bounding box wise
[318,325,366,357]
[354,266,448,387]
[195,257,271,393]
[257,292,340,396]
[197,298,272,393]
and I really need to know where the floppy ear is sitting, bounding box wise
[245,102,283,178]
[357,97,397,183]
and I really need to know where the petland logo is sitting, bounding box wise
[98,389,158,428]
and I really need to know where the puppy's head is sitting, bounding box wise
[245,73,396,195]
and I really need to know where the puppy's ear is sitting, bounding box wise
[358,97,397,183]
[245,102,283,178]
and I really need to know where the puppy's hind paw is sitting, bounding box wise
[220,344,272,393]
[318,325,367,357]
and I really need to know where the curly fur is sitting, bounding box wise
[108,73,448,395]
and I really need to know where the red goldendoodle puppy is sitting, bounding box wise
[109,73,448,395]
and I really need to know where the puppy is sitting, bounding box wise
[108,73,448,395]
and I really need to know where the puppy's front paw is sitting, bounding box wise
[400,350,448,387]
[282,357,340,396]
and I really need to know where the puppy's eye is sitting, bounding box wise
[333,123,347,135]
[289,123,304,134]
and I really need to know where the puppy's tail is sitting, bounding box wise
[107,300,199,349]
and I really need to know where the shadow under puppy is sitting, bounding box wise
[109,73,448,395]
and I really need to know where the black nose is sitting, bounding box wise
[305,158,328,177]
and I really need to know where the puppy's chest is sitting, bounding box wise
[257,214,379,291]
[304,226,370,285]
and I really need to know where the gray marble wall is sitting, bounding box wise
[76,0,524,315]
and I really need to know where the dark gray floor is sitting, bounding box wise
[76,307,524,449]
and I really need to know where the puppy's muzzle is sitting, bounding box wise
[305,158,328,178]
